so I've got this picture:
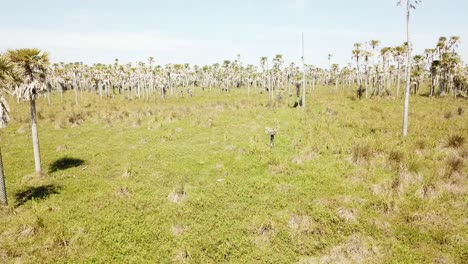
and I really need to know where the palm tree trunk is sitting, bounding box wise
[396,62,401,97]
[301,33,306,108]
[74,84,79,106]
[30,100,42,174]
[402,1,411,137]
[0,146,8,206]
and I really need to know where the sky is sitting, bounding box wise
[1,0,467,68]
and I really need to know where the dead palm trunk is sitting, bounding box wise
[402,0,412,137]
[30,99,42,174]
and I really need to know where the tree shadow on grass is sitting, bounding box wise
[49,157,85,173]
[15,184,61,207]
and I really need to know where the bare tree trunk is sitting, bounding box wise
[396,62,401,97]
[0,146,7,206]
[402,1,411,137]
[301,33,306,108]
[30,100,42,174]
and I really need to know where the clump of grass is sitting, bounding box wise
[415,139,426,151]
[132,119,142,128]
[457,106,464,115]
[122,166,134,178]
[445,155,465,178]
[445,135,465,149]
[116,187,132,198]
[415,183,438,199]
[17,215,44,239]
[324,107,338,116]
[336,207,358,222]
[388,150,404,167]
[288,214,312,235]
[255,221,275,248]
[168,186,187,204]
[68,111,85,126]
[174,249,191,263]
[317,234,380,263]
[444,111,453,119]
[407,158,423,174]
[351,143,373,164]
[55,145,69,152]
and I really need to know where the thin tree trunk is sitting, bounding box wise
[396,62,401,97]
[302,33,306,108]
[74,84,79,106]
[0,146,8,206]
[402,1,411,137]
[30,100,42,174]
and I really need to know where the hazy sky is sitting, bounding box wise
[1,0,466,67]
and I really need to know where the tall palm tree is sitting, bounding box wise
[393,44,407,97]
[7,48,50,174]
[0,54,21,206]
[352,43,363,90]
[400,0,421,137]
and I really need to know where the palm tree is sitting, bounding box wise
[393,44,407,97]
[352,43,363,91]
[7,48,50,174]
[0,54,21,206]
[400,0,421,137]
[301,32,306,108]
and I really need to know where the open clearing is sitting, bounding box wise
[0,87,466,263]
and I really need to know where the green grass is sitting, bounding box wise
[0,87,467,263]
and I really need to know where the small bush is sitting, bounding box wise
[457,106,464,115]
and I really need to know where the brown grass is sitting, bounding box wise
[445,135,465,149]
[351,143,373,164]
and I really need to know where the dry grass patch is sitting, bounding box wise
[336,207,358,222]
[319,234,379,263]
[254,221,275,248]
[288,214,313,235]
[444,135,465,149]
[171,224,187,236]
[168,186,187,204]
[116,187,132,198]
[351,143,373,165]
[173,249,191,263]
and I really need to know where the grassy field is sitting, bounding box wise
[0,87,466,263]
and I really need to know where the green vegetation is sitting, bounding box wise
[0,87,466,263]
